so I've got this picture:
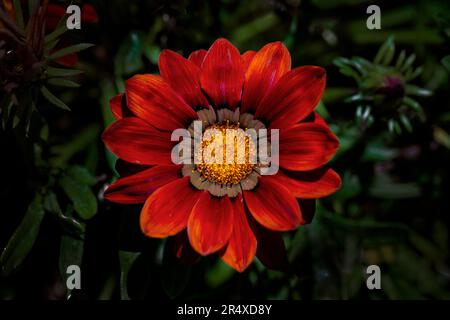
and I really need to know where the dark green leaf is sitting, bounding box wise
[45,38,61,53]
[0,194,45,276]
[362,144,398,162]
[43,191,85,236]
[100,80,118,173]
[345,92,367,103]
[67,166,97,186]
[44,24,67,44]
[49,43,94,60]
[59,209,85,300]
[2,100,12,130]
[369,173,421,199]
[46,66,83,78]
[442,55,450,72]
[401,54,416,73]
[405,84,432,97]
[409,232,444,263]
[50,124,100,166]
[161,240,191,298]
[119,251,141,300]
[334,172,361,200]
[13,0,24,29]
[40,122,49,141]
[333,57,351,68]
[339,66,361,80]
[59,175,97,220]
[374,36,394,65]
[399,114,413,132]
[41,86,71,111]
[114,32,146,77]
[206,260,234,288]
[230,13,279,45]
[405,66,423,81]
[433,127,450,149]
[433,221,448,252]
[403,96,425,119]
[395,50,406,69]
[47,78,80,88]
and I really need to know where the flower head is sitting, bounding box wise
[103,38,341,272]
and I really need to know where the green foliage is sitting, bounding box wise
[334,36,432,134]
[59,170,97,221]
[0,2,93,131]
[161,241,191,298]
[44,192,85,236]
[1,0,450,301]
[119,251,141,300]
[0,194,45,276]
[59,206,85,299]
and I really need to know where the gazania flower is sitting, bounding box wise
[103,38,341,272]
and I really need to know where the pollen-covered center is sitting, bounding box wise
[195,122,256,185]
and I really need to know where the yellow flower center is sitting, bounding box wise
[195,122,256,185]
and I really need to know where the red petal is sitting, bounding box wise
[110,93,124,120]
[173,231,201,265]
[221,194,257,272]
[125,74,197,132]
[188,192,234,255]
[250,220,289,271]
[241,42,291,114]
[266,168,341,199]
[109,94,133,120]
[256,66,326,129]
[81,4,98,23]
[159,50,209,108]
[102,117,174,165]
[244,176,303,231]
[140,177,201,238]
[188,49,207,68]
[200,38,244,109]
[104,165,182,204]
[241,50,256,72]
[279,123,339,171]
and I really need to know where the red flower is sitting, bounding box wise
[103,39,341,272]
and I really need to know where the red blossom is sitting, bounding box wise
[102,39,341,272]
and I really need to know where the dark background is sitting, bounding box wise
[1,0,449,300]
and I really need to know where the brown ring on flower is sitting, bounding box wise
[182,107,266,197]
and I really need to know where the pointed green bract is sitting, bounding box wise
[41,86,71,111]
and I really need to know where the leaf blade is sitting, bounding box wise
[0,194,45,276]
[41,86,71,111]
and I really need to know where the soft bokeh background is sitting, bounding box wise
[1,0,449,300]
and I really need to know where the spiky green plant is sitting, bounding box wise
[334,36,432,134]
[0,0,93,133]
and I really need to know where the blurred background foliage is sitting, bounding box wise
[1,0,450,300]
